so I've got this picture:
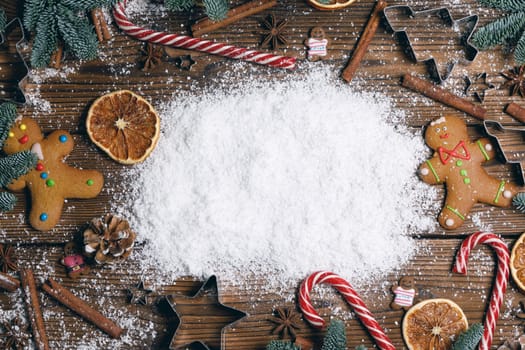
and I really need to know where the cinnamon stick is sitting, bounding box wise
[401,73,487,120]
[19,269,49,350]
[505,102,525,124]
[91,8,111,42]
[341,0,387,83]
[0,271,19,292]
[191,0,277,37]
[50,44,63,69]
[42,278,123,339]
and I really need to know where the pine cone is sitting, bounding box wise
[83,214,137,265]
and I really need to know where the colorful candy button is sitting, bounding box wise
[464,178,471,184]
[36,163,44,171]
[460,169,467,176]
[86,179,94,186]
[46,179,55,187]
[40,172,48,179]
[59,134,68,143]
[8,131,14,138]
[19,124,27,131]
[456,160,463,167]
[40,213,48,221]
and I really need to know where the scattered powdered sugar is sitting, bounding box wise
[117,68,438,287]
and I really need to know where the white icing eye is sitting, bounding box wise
[443,126,447,131]
[435,127,441,133]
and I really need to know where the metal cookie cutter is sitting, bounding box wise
[383,5,478,83]
[166,275,247,350]
[0,17,29,104]
[484,120,525,185]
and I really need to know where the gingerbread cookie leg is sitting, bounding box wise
[29,189,66,231]
[439,191,475,229]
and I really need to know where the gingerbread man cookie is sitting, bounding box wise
[304,27,329,62]
[3,117,103,231]
[419,115,518,230]
[61,242,90,279]
[390,276,416,311]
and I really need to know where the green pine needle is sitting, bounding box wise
[24,0,47,31]
[479,0,525,11]
[452,323,484,350]
[0,192,16,212]
[516,30,525,64]
[513,192,525,212]
[0,7,6,33]
[202,0,229,21]
[60,0,117,11]
[471,12,525,50]
[0,102,17,148]
[0,151,38,188]
[30,7,59,68]
[321,319,347,350]
[355,346,368,350]
[266,340,302,350]
[164,0,195,11]
[57,4,98,60]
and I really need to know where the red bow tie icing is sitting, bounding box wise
[438,140,471,164]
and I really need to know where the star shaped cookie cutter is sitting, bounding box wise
[383,6,479,83]
[166,275,247,350]
[483,120,525,185]
[0,17,29,104]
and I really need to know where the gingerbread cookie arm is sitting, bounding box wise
[44,131,74,158]
[418,155,446,184]
[439,186,475,229]
[7,174,28,191]
[469,138,496,163]
[61,168,103,199]
[29,187,66,231]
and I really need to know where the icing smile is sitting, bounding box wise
[439,133,449,139]
[18,134,29,144]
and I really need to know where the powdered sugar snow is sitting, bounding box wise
[118,69,437,287]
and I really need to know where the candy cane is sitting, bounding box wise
[113,0,297,70]
[452,232,510,350]
[299,271,396,350]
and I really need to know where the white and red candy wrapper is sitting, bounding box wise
[453,232,510,350]
[113,0,297,70]
[299,271,396,350]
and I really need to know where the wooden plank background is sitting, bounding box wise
[1,0,525,349]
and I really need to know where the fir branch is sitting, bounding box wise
[516,30,525,64]
[0,192,16,212]
[478,0,525,11]
[452,323,483,350]
[24,0,48,31]
[471,12,525,50]
[320,319,346,350]
[202,0,229,21]
[165,0,195,12]
[0,7,6,33]
[30,6,59,68]
[0,102,17,147]
[60,0,117,11]
[0,151,38,188]
[56,4,98,60]
[513,192,525,212]
[355,346,368,350]
[266,340,301,350]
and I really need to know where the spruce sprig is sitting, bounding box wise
[165,0,229,22]
[266,340,301,350]
[0,151,38,188]
[513,192,525,212]
[0,102,18,146]
[451,323,484,350]
[0,192,17,212]
[471,0,525,64]
[0,7,6,33]
[320,319,346,350]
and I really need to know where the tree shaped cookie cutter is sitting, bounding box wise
[484,120,525,185]
[166,275,247,350]
[383,5,479,83]
[0,17,29,104]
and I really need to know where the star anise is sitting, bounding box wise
[0,318,30,350]
[140,43,164,71]
[259,14,288,49]
[268,307,302,340]
[0,244,18,273]
[501,65,525,97]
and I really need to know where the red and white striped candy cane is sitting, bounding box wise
[453,232,510,350]
[113,0,297,70]
[299,271,396,350]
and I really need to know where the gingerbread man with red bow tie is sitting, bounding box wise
[419,115,519,229]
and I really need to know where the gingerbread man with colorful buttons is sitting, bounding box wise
[419,115,519,230]
[3,117,103,231]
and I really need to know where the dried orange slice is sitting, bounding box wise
[306,0,357,11]
[511,232,525,292]
[402,298,468,350]
[86,90,160,165]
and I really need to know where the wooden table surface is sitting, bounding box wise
[1,0,525,349]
